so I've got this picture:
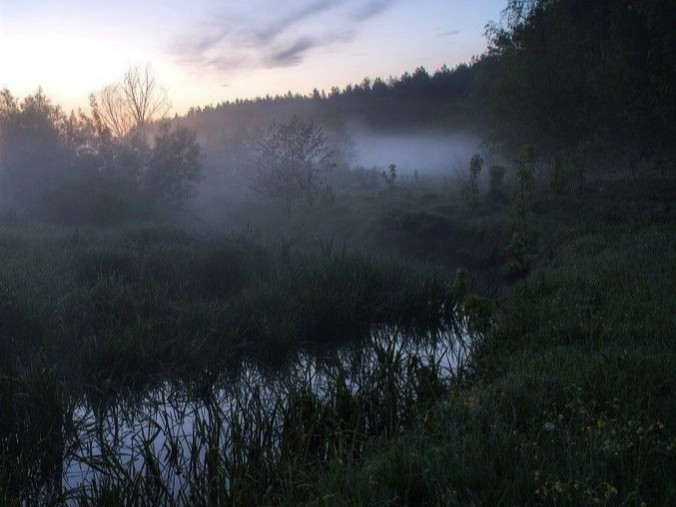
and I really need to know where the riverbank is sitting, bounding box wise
[1,171,674,505]
[316,173,676,505]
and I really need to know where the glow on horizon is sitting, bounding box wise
[0,0,505,114]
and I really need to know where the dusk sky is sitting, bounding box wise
[0,0,505,114]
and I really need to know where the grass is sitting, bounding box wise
[0,169,674,505]
[313,174,676,506]
[0,222,457,386]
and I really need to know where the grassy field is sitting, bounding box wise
[0,170,674,505]
[313,175,675,506]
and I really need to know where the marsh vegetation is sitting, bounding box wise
[1,0,674,505]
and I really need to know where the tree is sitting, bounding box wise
[1,86,202,223]
[478,0,674,159]
[93,64,171,137]
[144,122,203,212]
[0,88,72,209]
[250,116,334,211]
[489,164,506,198]
[469,154,484,194]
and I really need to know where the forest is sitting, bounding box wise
[0,0,674,504]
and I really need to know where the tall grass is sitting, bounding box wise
[2,325,472,505]
[0,223,457,386]
[1,172,673,505]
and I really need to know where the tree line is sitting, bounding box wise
[0,66,202,225]
[475,0,674,162]
[1,0,672,225]
[183,0,672,165]
[182,64,476,133]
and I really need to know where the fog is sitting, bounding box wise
[351,129,482,176]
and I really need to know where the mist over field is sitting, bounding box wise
[351,128,481,175]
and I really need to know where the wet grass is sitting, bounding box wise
[0,223,456,387]
[1,172,674,505]
[0,216,464,504]
[315,175,676,506]
[63,329,468,506]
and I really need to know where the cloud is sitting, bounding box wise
[264,36,320,67]
[263,31,354,67]
[440,29,461,37]
[170,0,398,74]
[255,0,346,45]
[207,55,248,72]
[352,0,393,20]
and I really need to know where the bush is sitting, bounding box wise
[469,154,484,195]
[489,165,506,198]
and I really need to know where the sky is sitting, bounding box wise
[0,0,505,114]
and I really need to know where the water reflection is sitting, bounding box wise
[59,325,472,500]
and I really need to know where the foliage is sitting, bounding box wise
[453,268,495,335]
[382,163,397,189]
[489,164,506,198]
[0,89,72,210]
[477,0,675,160]
[469,154,484,194]
[507,146,538,284]
[183,64,477,132]
[144,122,203,212]
[250,115,334,212]
[0,89,202,224]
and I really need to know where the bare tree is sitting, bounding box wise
[94,64,171,137]
[92,85,135,137]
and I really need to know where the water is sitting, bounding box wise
[53,325,473,500]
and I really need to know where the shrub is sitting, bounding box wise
[489,165,506,198]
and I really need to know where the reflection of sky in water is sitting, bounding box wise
[62,325,472,498]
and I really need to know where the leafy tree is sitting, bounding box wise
[478,0,675,160]
[0,87,202,224]
[0,89,72,210]
[469,154,484,194]
[250,115,334,212]
[489,164,506,198]
[144,122,203,212]
[452,268,495,335]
